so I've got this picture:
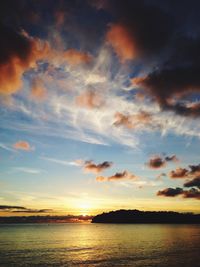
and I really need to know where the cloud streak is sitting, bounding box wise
[41,156,81,167]
[0,205,53,213]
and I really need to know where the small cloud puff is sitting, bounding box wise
[96,170,138,182]
[147,154,178,169]
[13,141,32,151]
[84,160,113,174]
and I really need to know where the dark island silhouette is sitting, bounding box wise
[92,209,200,224]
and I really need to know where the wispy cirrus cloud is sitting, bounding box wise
[13,167,42,174]
[30,77,47,101]
[63,49,92,66]
[41,156,82,166]
[75,89,105,109]
[0,143,15,152]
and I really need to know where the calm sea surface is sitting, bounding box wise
[0,223,200,266]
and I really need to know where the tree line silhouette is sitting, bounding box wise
[92,209,200,224]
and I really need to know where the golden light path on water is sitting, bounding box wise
[0,223,200,266]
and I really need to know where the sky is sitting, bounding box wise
[1,0,200,216]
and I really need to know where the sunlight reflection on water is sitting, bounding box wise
[0,223,200,266]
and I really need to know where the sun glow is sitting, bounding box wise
[79,202,91,210]
[78,201,92,215]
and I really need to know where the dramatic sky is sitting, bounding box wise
[1,0,200,216]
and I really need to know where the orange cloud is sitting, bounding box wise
[0,28,50,95]
[13,141,32,151]
[84,160,113,174]
[76,90,104,109]
[106,24,136,62]
[169,168,189,178]
[0,24,93,95]
[96,176,106,182]
[30,78,47,101]
[131,76,146,86]
[169,163,200,180]
[96,170,138,182]
[63,49,92,66]
[114,111,152,129]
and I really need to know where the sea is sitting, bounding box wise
[0,223,200,266]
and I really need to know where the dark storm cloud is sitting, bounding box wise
[0,0,75,35]
[116,0,200,117]
[106,0,174,59]
[136,36,200,103]
[136,62,200,117]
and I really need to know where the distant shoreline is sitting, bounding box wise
[1,209,200,224]
[0,215,93,224]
